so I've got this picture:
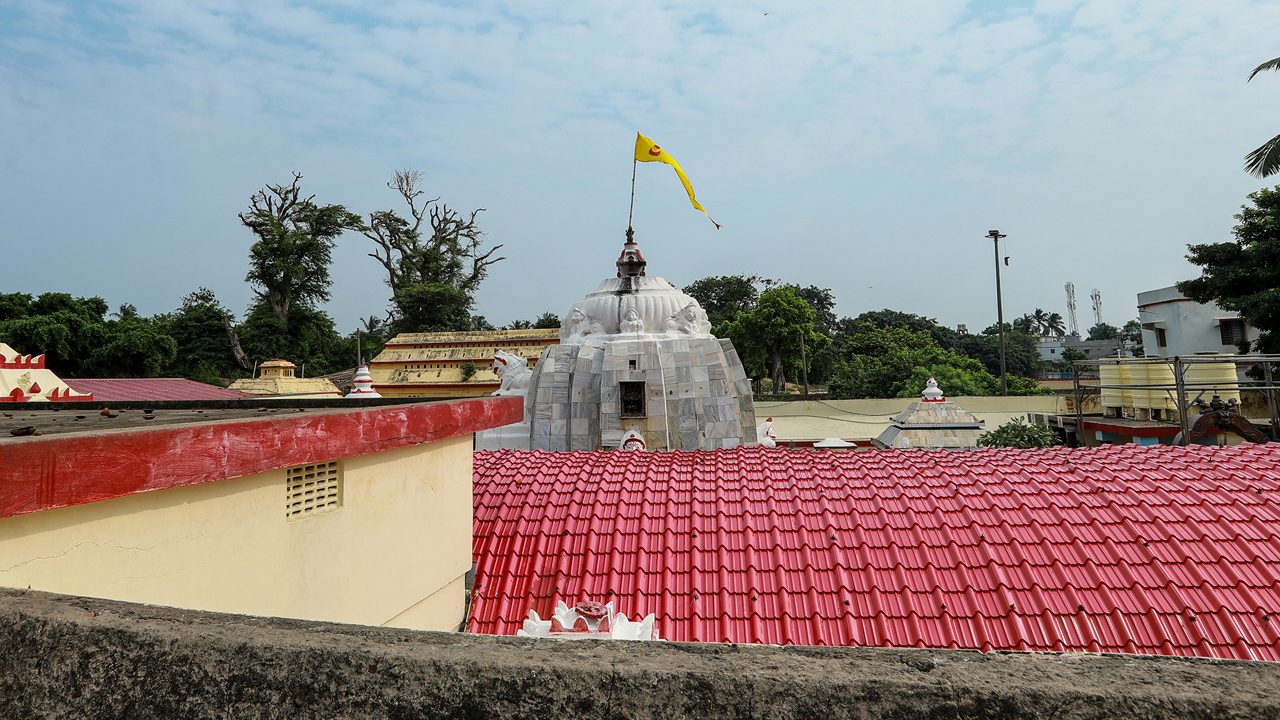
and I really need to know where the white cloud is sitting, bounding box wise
[1,0,1277,332]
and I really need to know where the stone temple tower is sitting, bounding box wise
[523,230,757,451]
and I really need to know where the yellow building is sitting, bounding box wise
[229,358,342,397]
[370,329,560,398]
[0,396,522,632]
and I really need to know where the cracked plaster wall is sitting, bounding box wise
[0,434,473,632]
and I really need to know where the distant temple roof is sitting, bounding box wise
[471,444,1280,661]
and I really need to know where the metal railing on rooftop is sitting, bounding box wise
[1070,354,1280,444]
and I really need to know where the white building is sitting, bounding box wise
[1036,335,1124,362]
[1137,285,1258,357]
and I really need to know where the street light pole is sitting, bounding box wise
[986,229,1009,396]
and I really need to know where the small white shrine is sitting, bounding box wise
[517,600,659,641]
[344,365,382,398]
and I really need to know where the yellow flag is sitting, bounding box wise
[634,132,720,229]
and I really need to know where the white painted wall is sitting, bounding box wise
[1137,285,1258,357]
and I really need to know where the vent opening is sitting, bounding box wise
[286,461,342,519]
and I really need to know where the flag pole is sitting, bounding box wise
[627,156,637,230]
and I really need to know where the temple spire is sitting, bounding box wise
[616,227,647,278]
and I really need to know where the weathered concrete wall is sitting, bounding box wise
[2,589,1277,719]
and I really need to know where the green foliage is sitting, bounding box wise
[684,275,761,330]
[847,309,961,351]
[722,286,827,391]
[362,170,502,334]
[1061,347,1088,363]
[1122,319,1144,357]
[0,292,110,376]
[826,325,997,399]
[977,417,1059,449]
[459,362,479,382]
[1246,58,1280,177]
[238,302,353,376]
[1086,322,1120,341]
[84,315,177,377]
[533,311,561,329]
[167,288,242,382]
[955,329,1041,378]
[241,173,362,326]
[506,319,534,330]
[1180,186,1280,352]
[391,283,473,334]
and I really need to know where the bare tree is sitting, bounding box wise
[362,170,505,331]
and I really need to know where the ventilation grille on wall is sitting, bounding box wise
[286,461,342,519]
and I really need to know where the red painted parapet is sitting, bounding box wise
[0,395,522,519]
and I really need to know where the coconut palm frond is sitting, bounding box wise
[1248,57,1280,82]
[1245,132,1280,178]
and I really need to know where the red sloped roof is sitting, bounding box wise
[63,378,249,401]
[471,444,1280,661]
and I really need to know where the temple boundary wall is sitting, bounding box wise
[2,589,1277,719]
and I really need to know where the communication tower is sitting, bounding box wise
[1091,288,1103,327]
[1064,283,1079,337]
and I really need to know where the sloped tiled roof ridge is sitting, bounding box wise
[471,444,1280,661]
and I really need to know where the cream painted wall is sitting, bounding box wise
[0,434,473,632]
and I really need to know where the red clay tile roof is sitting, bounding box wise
[471,444,1280,661]
[63,378,249,401]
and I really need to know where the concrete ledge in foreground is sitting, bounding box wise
[1,588,1277,719]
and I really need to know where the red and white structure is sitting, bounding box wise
[0,343,92,403]
[345,365,382,399]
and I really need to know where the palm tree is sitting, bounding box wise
[1045,312,1066,337]
[1030,308,1050,336]
[1246,57,1280,177]
[1012,314,1035,334]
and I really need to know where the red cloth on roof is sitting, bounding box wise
[471,444,1280,661]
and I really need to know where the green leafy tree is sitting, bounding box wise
[827,325,997,399]
[506,319,534,330]
[683,275,761,330]
[1179,186,1280,352]
[1086,323,1120,341]
[168,288,243,382]
[0,293,110,376]
[84,315,177,377]
[470,315,496,331]
[1122,319,1144,357]
[533,311,561,329]
[238,302,351,376]
[958,328,1041,378]
[847,309,962,351]
[362,170,504,333]
[722,286,827,392]
[977,417,1059,448]
[1246,58,1280,177]
[241,173,362,327]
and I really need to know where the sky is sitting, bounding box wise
[2,0,1278,334]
